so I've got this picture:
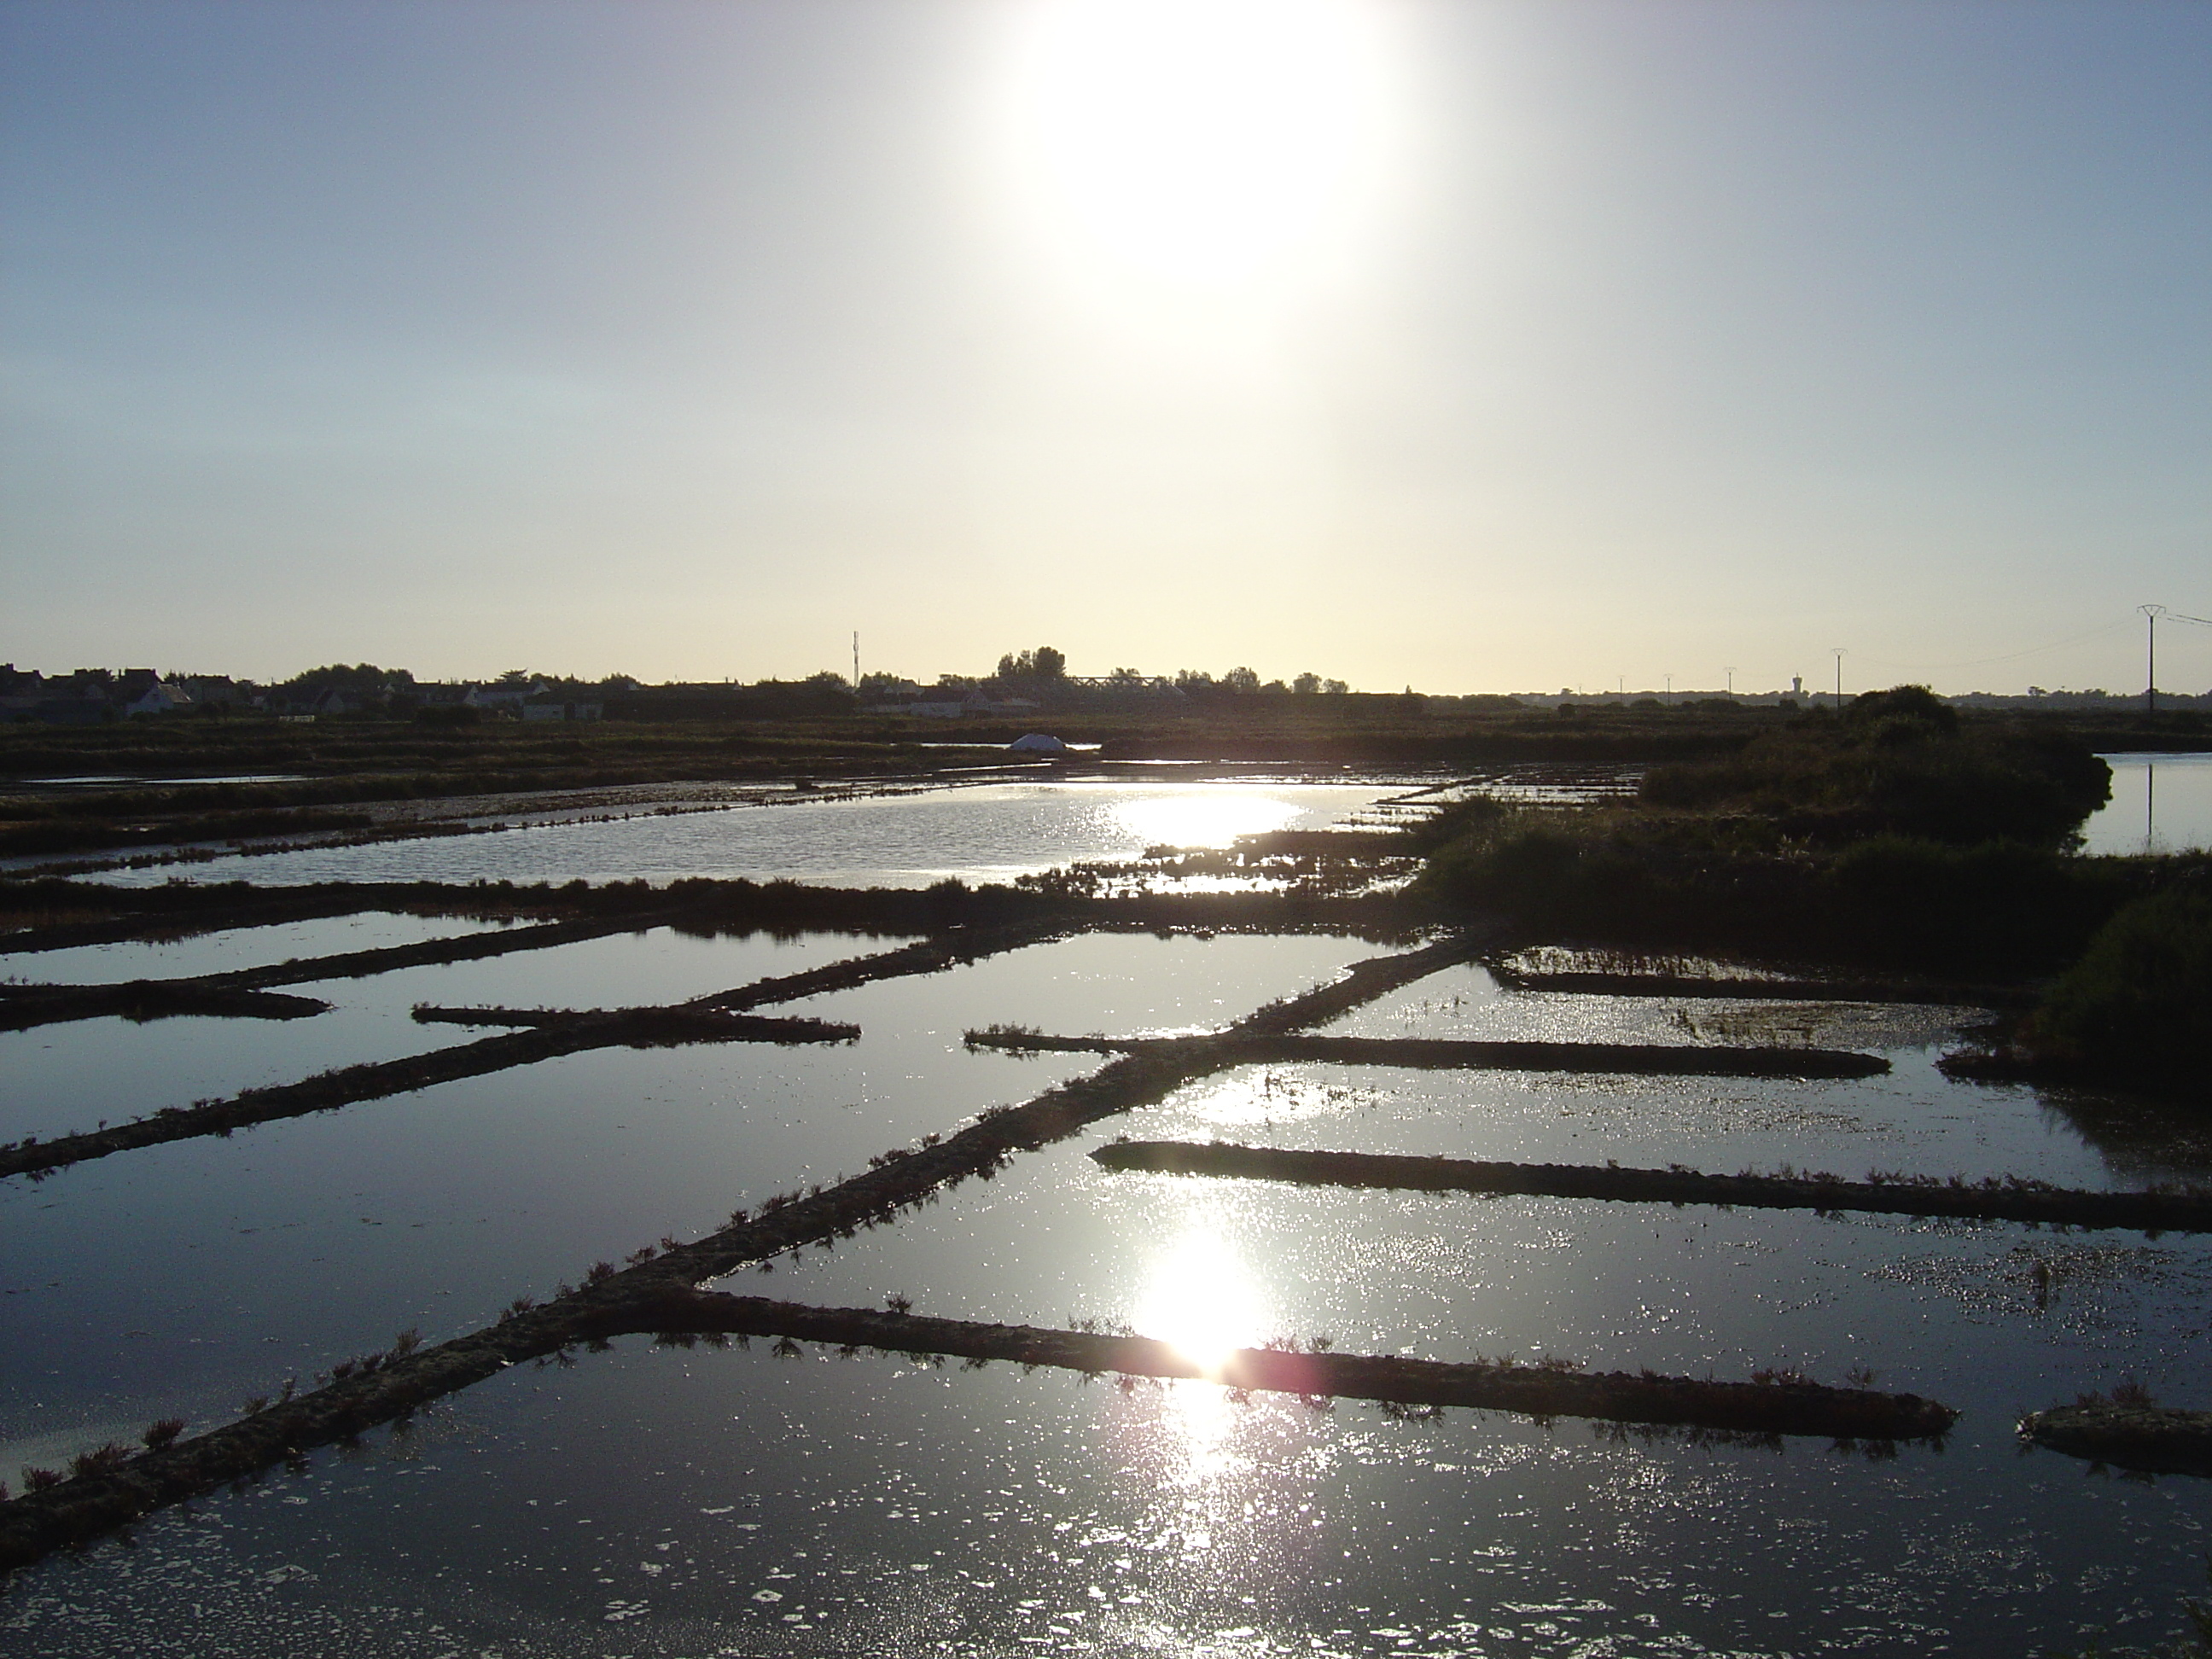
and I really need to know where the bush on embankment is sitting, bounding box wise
[1639,685,2112,848]
[1414,818,2135,974]
[2014,887,2212,1097]
[1412,687,2132,975]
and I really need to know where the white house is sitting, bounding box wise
[124,682,193,718]
[521,700,604,723]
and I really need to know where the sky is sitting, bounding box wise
[1,0,2207,696]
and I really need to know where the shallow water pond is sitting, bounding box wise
[0,911,514,987]
[87,781,1400,889]
[9,922,2212,1656]
[2082,751,2212,856]
[0,926,882,1143]
[12,1298,2212,1657]
[0,932,1373,1461]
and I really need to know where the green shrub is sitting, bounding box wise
[1641,686,2109,847]
[2024,888,2212,1096]
[1823,837,2124,968]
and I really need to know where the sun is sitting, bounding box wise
[1003,0,1394,293]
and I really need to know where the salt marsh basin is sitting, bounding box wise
[5,777,2211,1657]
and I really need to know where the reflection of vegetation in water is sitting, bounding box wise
[1014,828,1415,900]
[2044,1560,2212,1658]
[2039,1087,2212,1184]
[1868,1241,2212,1338]
[2022,890,2212,1098]
[1679,999,1974,1051]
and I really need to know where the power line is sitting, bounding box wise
[1848,614,2145,674]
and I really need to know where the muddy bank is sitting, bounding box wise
[1937,1045,2212,1107]
[1492,965,2037,1009]
[0,1283,1955,1570]
[1091,1141,2212,1232]
[0,1009,855,1180]
[2019,1402,2212,1476]
[0,914,669,1031]
[3,872,1429,953]
[410,923,1065,1029]
[970,1029,1888,1080]
[0,981,329,1031]
[0,937,1484,1564]
[0,883,460,952]
[2,926,1080,1175]
[626,1292,1959,1442]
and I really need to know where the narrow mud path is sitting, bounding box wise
[0,911,677,1031]
[969,1029,1889,1080]
[1093,1141,2212,1232]
[0,925,1058,1179]
[2019,1403,2212,1476]
[625,1292,1959,1442]
[413,922,1064,1028]
[0,982,331,1031]
[0,1010,858,1180]
[0,934,1493,1568]
[0,1284,1954,1572]
[1491,966,2035,1009]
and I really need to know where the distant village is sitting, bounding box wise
[0,664,619,726]
[0,655,1412,727]
[0,656,2201,726]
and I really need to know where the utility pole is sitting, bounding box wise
[1663,673,1673,703]
[1831,649,1846,710]
[853,631,860,691]
[2140,604,2166,713]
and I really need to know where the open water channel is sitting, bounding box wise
[7,777,2212,1656]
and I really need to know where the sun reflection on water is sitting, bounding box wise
[1132,1229,1266,1375]
[1110,792,1307,851]
[1129,1226,1276,1481]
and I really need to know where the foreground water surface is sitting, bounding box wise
[6,783,2211,1656]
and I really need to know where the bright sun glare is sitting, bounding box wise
[1113,790,1304,850]
[1132,1229,1266,1377]
[1008,0,1392,292]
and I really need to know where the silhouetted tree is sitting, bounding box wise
[993,646,1067,681]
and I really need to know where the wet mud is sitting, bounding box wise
[0,981,330,1031]
[0,915,660,1031]
[0,936,1485,1566]
[1091,1141,2212,1233]
[2019,1402,2212,1477]
[0,926,1073,1178]
[1491,964,2038,1009]
[969,1029,1889,1080]
[0,1009,856,1180]
[0,1285,1955,1571]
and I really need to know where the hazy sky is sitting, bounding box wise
[3,0,2206,694]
